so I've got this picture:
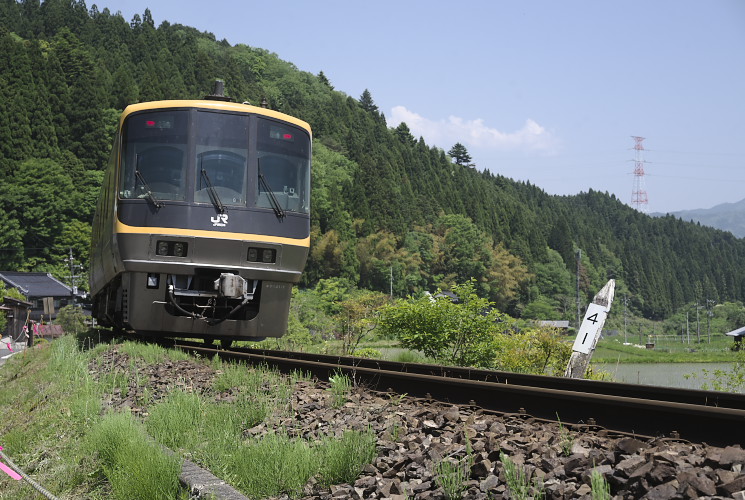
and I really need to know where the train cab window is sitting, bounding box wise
[120,110,188,201]
[255,118,310,214]
[194,111,249,206]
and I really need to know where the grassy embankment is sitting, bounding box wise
[592,334,740,363]
[0,333,375,500]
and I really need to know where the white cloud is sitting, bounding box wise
[389,106,558,153]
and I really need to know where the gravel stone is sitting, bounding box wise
[88,345,745,499]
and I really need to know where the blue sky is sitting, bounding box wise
[91,0,744,213]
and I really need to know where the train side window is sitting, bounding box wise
[194,111,249,207]
[120,110,188,201]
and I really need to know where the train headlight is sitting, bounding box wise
[156,240,188,257]
[247,247,276,263]
[157,241,169,256]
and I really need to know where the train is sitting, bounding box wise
[90,83,311,346]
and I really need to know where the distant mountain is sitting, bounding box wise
[655,198,745,238]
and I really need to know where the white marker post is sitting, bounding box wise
[564,279,615,378]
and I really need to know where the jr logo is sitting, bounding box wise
[210,214,229,227]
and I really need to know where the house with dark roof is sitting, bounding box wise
[0,272,73,321]
[1,296,33,341]
[725,325,745,351]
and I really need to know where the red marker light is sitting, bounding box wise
[145,120,156,127]
[283,133,293,140]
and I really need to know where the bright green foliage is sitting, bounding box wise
[227,432,317,498]
[55,304,86,334]
[379,280,571,373]
[86,412,182,500]
[492,326,572,376]
[379,280,509,367]
[317,429,377,486]
[337,289,388,354]
[591,468,612,500]
[500,451,545,500]
[686,350,745,393]
[351,347,382,358]
[435,457,471,499]
[328,369,353,408]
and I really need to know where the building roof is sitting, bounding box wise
[724,326,745,337]
[0,272,71,299]
[1,296,33,308]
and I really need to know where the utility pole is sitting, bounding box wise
[686,311,690,344]
[623,294,628,344]
[706,299,715,343]
[696,301,701,343]
[64,248,81,308]
[389,266,393,300]
[576,249,582,330]
[639,324,643,345]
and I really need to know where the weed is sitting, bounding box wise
[350,347,382,358]
[317,428,377,486]
[328,370,353,408]
[387,392,408,406]
[227,432,316,498]
[500,451,545,500]
[435,457,470,499]
[386,419,401,441]
[556,414,574,456]
[86,412,181,500]
[591,467,611,500]
[393,349,425,364]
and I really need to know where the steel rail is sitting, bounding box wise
[172,341,745,409]
[172,342,745,447]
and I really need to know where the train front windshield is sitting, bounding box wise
[119,109,310,214]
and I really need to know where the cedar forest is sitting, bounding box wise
[1,0,745,330]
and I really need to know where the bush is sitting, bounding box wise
[379,280,508,367]
[56,304,87,334]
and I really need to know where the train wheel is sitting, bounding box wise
[220,339,233,349]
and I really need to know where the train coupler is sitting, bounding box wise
[213,273,258,300]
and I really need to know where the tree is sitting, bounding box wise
[318,71,333,89]
[5,158,74,267]
[56,304,86,335]
[448,142,473,167]
[337,290,387,355]
[379,280,508,367]
[358,89,378,114]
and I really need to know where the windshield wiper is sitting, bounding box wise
[134,157,164,209]
[258,162,286,219]
[200,164,226,214]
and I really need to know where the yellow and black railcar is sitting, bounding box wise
[90,90,311,344]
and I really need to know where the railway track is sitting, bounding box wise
[167,340,745,447]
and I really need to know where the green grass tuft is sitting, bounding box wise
[86,412,182,500]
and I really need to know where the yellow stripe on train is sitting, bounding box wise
[115,220,310,247]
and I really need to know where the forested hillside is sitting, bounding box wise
[659,198,745,239]
[1,0,744,321]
